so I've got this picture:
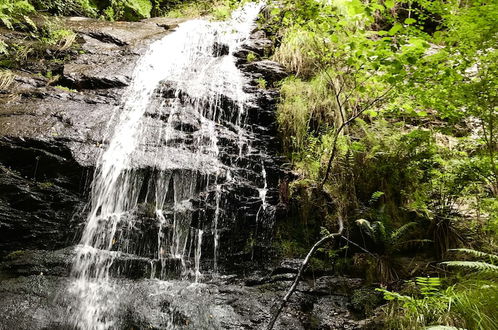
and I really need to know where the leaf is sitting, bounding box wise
[404,18,416,25]
[388,23,403,36]
[449,248,498,261]
[441,261,498,272]
[384,0,395,9]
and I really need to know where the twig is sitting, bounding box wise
[266,218,344,330]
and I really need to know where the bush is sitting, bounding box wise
[0,0,35,29]
[108,0,152,21]
[28,0,98,17]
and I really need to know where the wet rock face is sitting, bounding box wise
[0,18,287,270]
[0,139,88,256]
[0,18,183,257]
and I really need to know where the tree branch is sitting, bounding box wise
[266,217,344,330]
[321,86,394,186]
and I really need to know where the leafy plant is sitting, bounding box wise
[0,0,35,30]
[356,219,427,283]
[378,278,498,330]
[442,248,498,273]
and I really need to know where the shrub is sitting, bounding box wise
[0,0,35,29]
[28,0,98,17]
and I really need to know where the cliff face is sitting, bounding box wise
[0,15,290,265]
[0,17,183,256]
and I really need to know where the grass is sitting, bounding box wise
[0,69,13,90]
[273,27,323,79]
[277,71,339,153]
[381,279,498,330]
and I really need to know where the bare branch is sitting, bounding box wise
[266,217,344,330]
[321,86,394,186]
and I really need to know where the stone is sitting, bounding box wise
[241,60,288,86]
[213,42,230,57]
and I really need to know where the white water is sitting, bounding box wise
[68,4,263,329]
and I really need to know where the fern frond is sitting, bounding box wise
[441,261,498,272]
[373,221,387,245]
[391,222,417,242]
[356,219,374,237]
[449,248,498,262]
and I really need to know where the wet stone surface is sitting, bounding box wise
[0,267,368,330]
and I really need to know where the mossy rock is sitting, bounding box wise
[350,287,384,317]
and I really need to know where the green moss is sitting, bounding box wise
[37,181,54,189]
[55,85,77,92]
[6,250,26,259]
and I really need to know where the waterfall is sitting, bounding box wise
[68,3,264,329]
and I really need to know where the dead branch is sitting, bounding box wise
[266,217,344,330]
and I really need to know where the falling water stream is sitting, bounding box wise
[68,4,266,329]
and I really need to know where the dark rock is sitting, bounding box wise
[241,60,288,85]
[0,139,88,256]
[0,275,372,329]
[311,276,364,296]
[213,42,230,57]
[0,248,74,277]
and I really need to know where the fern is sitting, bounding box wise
[416,277,442,296]
[449,248,498,262]
[391,222,417,242]
[441,261,498,272]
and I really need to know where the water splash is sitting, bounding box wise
[68,4,263,329]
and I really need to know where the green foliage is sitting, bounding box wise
[379,279,498,330]
[38,21,77,50]
[442,249,498,274]
[356,219,428,283]
[165,0,241,20]
[107,0,152,21]
[0,0,35,29]
[416,277,442,297]
[256,77,266,89]
[270,0,497,283]
[28,0,98,17]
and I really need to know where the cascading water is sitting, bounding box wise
[68,3,269,329]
